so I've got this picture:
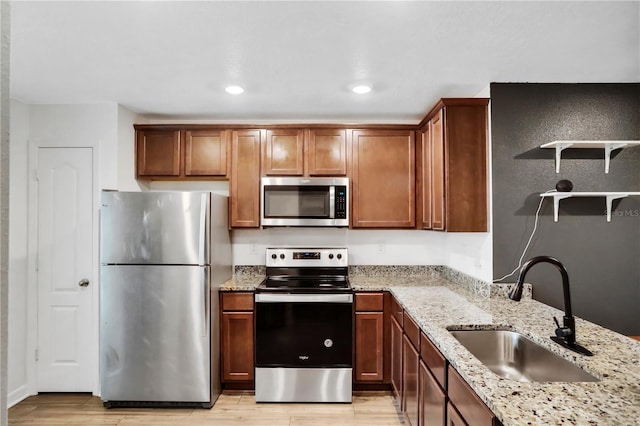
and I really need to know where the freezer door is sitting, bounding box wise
[100,265,211,403]
[100,191,210,265]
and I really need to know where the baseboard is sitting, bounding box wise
[8,385,30,408]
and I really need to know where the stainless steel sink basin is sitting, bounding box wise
[449,329,599,382]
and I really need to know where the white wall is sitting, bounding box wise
[7,102,125,406]
[117,105,145,191]
[7,100,29,407]
[232,228,492,281]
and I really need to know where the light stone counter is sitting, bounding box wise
[221,267,639,425]
[374,282,639,426]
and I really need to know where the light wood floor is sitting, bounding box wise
[9,391,406,425]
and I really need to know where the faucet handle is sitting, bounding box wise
[554,317,572,337]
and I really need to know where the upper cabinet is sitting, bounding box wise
[262,129,305,176]
[230,129,263,228]
[184,129,229,176]
[351,129,416,228]
[308,129,348,176]
[136,129,181,177]
[261,128,348,177]
[417,99,489,232]
[135,126,229,179]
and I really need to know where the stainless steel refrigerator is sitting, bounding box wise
[99,191,231,408]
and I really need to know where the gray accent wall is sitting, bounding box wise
[491,83,640,336]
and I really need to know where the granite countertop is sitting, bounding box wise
[221,270,640,425]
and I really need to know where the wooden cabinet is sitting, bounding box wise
[447,402,467,426]
[419,332,447,426]
[417,123,432,229]
[136,129,181,177]
[430,111,445,230]
[354,292,385,382]
[220,292,254,386]
[390,314,404,402]
[351,129,416,228]
[262,128,305,176]
[308,129,348,176]
[230,129,262,228]
[417,99,489,232]
[448,366,499,426]
[261,128,348,177]
[403,334,420,426]
[135,127,229,179]
[420,360,446,426]
[184,129,229,176]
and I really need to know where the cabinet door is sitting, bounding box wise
[351,129,415,228]
[221,311,254,382]
[448,366,495,426]
[136,130,181,177]
[420,360,446,426]
[184,129,229,177]
[444,104,488,232]
[230,130,262,228]
[430,111,445,231]
[355,312,384,382]
[308,129,347,176]
[447,402,468,426]
[390,315,404,404]
[262,129,305,176]
[403,335,420,426]
[417,123,432,229]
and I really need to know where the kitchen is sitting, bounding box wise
[3,1,640,426]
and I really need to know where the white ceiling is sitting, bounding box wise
[10,1,640,123]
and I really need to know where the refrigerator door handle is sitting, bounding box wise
[198,193,208,266]
[203,267,210,338]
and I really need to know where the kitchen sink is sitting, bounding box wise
[449,329,599,382]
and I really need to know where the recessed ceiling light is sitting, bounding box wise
[225,85,244,95]
[352,85,372,94]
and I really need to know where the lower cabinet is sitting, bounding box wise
[448,366,501,426]
[389,294,501,426]
[420,360,446,426]
[447,402,467,426]
[403,334,420,426]
[354,292,385,382]
[390,314,404,402]
[220,292,254,387]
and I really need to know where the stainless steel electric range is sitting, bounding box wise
[254,248,353,403]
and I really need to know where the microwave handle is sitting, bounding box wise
[329,186,335,219]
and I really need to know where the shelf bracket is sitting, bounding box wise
[551,193,573,222]
[553,143,574,173]
[605,194,628,222]
[603,143,628,173]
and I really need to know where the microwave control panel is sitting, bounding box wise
[335,186,347,219]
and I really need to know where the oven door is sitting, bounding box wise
[254,293,353,368]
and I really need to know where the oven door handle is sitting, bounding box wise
[255,293,353,303]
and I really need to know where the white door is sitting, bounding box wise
[36,147,94,391]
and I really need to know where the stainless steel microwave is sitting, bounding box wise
[261,177,349,227]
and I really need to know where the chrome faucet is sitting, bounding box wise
[509,256,593,356]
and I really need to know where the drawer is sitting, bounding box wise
[355,292,384,311]
[390,295,403,325]
[421,332,447,390]
[448,366,494,426]
[221,292,254,311]
[403,312,420,351]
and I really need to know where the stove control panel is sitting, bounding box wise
[266,248,348,268]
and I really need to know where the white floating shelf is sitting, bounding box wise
[540,140,640,173]
[540,192,640,222]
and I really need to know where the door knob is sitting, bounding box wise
[78,278,90,287]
